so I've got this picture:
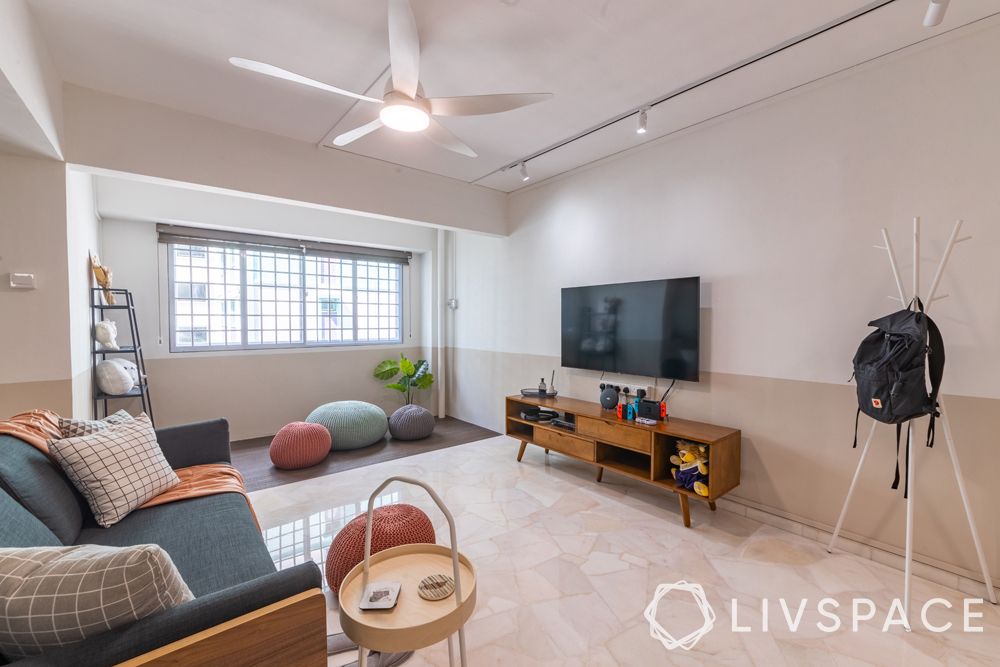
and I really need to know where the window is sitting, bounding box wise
[164,230,406,352]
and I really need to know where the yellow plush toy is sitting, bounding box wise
[669,440,709,497]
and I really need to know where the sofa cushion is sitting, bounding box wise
[0,544,193,659]
[8,563,322,667]
[57,409,133,438]
[48,415,180,528]
[0,436,83,544]
[0,487,61,548]
[76,492,275,597]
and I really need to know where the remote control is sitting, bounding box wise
[636,417,657,425]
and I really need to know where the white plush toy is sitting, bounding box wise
[110,358,143,385]
[95,360,134,395]
[94,320,120,351]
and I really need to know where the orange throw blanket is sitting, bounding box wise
[0,409,61,453]
[141,463,261,530]
[1,411,260,531]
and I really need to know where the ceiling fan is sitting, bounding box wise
[230,0,553,158]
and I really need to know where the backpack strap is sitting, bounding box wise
[890,423,913,497]
[924,314,945,448]
[852,408,861,448]
[891,423,902,491]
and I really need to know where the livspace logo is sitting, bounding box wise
[730,597,986,634]
[643,581,716,651]
[645,582,986,651]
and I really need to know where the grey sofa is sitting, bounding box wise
[0,419,325,667]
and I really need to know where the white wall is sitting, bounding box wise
[0,154,69,382]
[456,22,1000,399]
[447,21,1000,579]
[0,152,72,414]
[65,168,100,417]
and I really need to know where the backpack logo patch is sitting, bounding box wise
[871,398,882,409]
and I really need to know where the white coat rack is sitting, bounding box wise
[827,217,997,624]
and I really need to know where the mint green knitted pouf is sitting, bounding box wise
[305,401,388,451]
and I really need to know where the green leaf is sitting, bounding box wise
[399,354,416,378]
[384,382,407,393]
[414,372,434,390]
[373,359,400,381]
[412,359,430,380]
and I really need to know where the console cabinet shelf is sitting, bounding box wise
[505,394,741,527]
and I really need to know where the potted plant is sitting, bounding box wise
[373,354,436,440]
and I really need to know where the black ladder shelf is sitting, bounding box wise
[90,288,154,425]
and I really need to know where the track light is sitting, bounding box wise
[519,162,530,182]
[636,108,648,135]
[923,0,950,27]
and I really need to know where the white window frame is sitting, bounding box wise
[166,237,405,353]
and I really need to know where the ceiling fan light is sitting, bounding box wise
[379,104,430,132]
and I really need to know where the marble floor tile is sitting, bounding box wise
[249,436,1000,666]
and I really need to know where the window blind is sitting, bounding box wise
[156,224,411,265]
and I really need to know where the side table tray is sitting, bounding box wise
[339,476,477,667]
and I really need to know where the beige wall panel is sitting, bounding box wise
[137,346,427,441]
[0,379,71,417]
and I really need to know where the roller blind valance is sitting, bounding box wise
[156,224,412,265]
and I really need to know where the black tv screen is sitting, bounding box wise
[561,277,700,381]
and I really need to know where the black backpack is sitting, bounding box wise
[851,298,944,494]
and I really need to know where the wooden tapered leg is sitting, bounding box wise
[596,467,604,483]
[709,501,717,512]
[678,494,691,528]
[516,441,527,462]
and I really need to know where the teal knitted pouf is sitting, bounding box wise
[305,401,388,451]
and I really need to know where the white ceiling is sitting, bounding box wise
[27,0,1000,193]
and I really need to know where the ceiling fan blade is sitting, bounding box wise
[229,57,382,104]
[428,93,553,117]
[387,0,420,98]
[332,118,385,146]
[424,118,477,158]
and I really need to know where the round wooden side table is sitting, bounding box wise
[338,477,477,667]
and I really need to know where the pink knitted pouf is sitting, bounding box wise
[269,422,331,470]
[326,504,435,594]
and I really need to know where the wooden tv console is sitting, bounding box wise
[505,394,741,527]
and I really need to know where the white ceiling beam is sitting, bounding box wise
[62,84,506,235]
[0,0,63,159]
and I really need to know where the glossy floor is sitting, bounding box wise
[249,436,1000,666]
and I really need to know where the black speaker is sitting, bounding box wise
[599,384,619,410]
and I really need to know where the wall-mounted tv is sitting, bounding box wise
[561,277,700,381]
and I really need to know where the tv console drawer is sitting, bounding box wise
[576,416,651,453]
[534,428,595,461]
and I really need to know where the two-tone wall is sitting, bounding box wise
[446,23,1000,579]
[0,154,71,414]
[98,189,442,441]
